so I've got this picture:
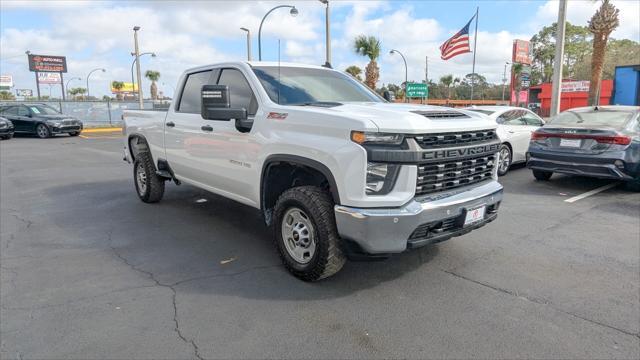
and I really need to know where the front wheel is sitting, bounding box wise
[36,124,50,139]
[273,186,346,281]
[497,144,512,176]
[133,152,165,203]
[533,169,553,181]
[69,132,80,137]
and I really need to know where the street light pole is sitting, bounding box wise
[86,68,105,100]
[502,62,511,101]
[258,5,298,61]
[133,26,144,109]
[550,0,567,117]
[131,52,156,100]
[319,0,331,67]
[240,28,252,61]
[65,77,81,99]
[390,49,408,103]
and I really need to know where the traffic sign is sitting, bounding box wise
[406,82,428,98]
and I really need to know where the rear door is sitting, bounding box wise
[498,110,531,162]
[164,69,217,185]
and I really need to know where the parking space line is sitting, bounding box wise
[564,182,620,203]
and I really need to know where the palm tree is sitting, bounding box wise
[111,81,125,101]
[69,87,87,100]
[353,35,381,89]
[145,70,161,100]
[453,77,461,100]
[512,63,524,106]
[587,0,619,105]
[0,91,15,100]
[345,65,363,81]
[440,74,453,99]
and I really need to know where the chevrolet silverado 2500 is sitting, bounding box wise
[123,62,503,281]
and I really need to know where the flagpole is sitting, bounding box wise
[470,6,479,102]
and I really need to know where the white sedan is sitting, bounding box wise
[466,106,545,176]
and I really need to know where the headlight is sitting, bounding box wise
[366,162,400,195]
[48,121,62,127]
[351,131,404,145]
[0,122,6,129]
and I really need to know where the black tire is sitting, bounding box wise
[497,144,512,176]
[133,152,165,203]
[69,132,80,137]
[36,124,50,139]
[273,186,346,281]
[533,169,553,181]
[624,178,640,192]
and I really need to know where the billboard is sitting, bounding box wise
[512,40,531,65]
[0,75,12,90]
[16,89,33,97]
[38,72,62,84]
[111,82,138,93]
[562,80,590,92]
[28,54,67,73]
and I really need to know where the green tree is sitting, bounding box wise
[439,75,453,99]
[353,35,381,89]
[0,91,15,100]
[69,87,87,100]
[345,65,363,81]
[111,81,125,101]
[588,0,619,105]
[512,63,524,106]
[144,70,161,100]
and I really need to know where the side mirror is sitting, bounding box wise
[201,85,247,121]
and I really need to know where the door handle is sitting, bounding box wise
[166,121,175,128]
[201,125,213,132]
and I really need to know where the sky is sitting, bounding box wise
[1,0,639,99]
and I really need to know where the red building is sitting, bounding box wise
[530,80,613,117]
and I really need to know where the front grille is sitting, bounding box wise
[414,129,497,148]
[416,153,496,196]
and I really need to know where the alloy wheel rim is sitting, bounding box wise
[37,125,47,138]
[499,148,510,173]
[136,164,147,195]
[281,207,316,264]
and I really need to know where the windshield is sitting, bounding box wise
[548,109,634,128]
[468,109,495,116]
[252,66,383,105]
[28,105,60,115]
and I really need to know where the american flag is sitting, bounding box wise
[439,16,475,60]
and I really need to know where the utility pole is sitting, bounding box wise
[425,56,429,103]
[319,0,331,67]
[502,62,510,101]
[240,28,252,61]
[550,0,567,117]
[133,26,144,109]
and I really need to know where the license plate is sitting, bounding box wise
[464,205,486,226]
[560,138,581,148]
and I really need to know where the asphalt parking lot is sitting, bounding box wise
[1,134,639,359]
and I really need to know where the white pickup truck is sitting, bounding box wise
[123,62,503,281]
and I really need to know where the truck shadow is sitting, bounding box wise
[43,180,441,301]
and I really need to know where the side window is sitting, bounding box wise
[18,106,30,117]
[1,106,18,116]
[217,68,258,116]
[177,70,213,114]
[498,111,523,125]
[523,112,544,126]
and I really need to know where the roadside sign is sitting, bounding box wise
[28,54,67,73]
[38,72,62,84]
[16,89,33,97]
[406,82,428,98]
[0,75,12,90]
[111,82,138,94]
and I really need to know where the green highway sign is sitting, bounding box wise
[405,82,428,98]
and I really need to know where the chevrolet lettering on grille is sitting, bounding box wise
[422,143,500,161]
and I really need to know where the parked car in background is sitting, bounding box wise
[466,106,545,175]
[0,103,83,138]
[527,106,640,191]
[0,116,14,140]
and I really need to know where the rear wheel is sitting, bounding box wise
[497,144,512,176]
[133,152,165,203]
[36,124,50,139]
[533,169,553,181]
[273,186,346,281]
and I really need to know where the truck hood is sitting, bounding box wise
[307,102,496,133]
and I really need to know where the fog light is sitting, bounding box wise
[614,160,625,169]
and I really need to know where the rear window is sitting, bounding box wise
[549,109,634,128]
[468,109,495,116]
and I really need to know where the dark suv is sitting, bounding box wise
[0,103,83,138]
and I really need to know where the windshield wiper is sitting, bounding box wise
[292,101,342,108]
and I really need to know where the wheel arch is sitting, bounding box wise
[260,154,340,225]
[127,133,150,162]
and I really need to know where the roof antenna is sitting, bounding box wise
[277,39,281,105]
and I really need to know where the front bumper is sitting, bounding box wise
[0,127,14,135]
[50,124,83,134]
[334,180,503,254]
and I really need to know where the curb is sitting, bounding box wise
[82,127,123,133]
